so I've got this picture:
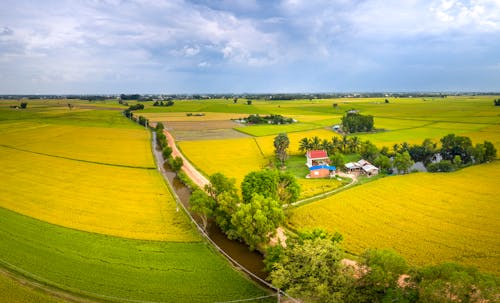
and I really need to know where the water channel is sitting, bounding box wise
[152,132,268,284]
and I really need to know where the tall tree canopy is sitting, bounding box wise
[274,133,290,168]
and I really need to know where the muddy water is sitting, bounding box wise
[163,169,268,281]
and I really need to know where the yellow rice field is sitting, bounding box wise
[179,137,267,185]
[287,162,500,274]
[0,121,154,168]
[0,145,199,241]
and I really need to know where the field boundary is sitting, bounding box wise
[0,144,156,170]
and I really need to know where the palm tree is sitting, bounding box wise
[299,137,311,153]
[311,136,322,150]
[331,136,341,153]
[349,136,360,153]
[321,139,333,154]
[342,135,349,153]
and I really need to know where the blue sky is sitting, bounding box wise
[1,0,499,94]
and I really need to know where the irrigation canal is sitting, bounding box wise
[151,132,268,284]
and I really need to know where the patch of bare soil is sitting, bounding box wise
[163,120,250,141]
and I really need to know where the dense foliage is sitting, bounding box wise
[242,114,294,125]
[266,230,498,303]
[273,133,289,168]
[341,111,374,133]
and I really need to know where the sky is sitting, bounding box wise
[1,0,500,94]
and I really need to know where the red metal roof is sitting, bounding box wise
[307,150,328,159]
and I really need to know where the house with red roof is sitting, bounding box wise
[306,150,329,167]
[305,150,336,178]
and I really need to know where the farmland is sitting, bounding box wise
[147,96,499,275]
[0,207,268,303]
[287,162,500,275]
[0,101,267,302]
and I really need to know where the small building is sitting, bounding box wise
[345,159,379,177]
[362,164,379,177]
[308,165,336,179]
[306,150,329,167]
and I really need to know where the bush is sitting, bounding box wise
[162,146,172,159]
[427,160,454,172]
[20,102,28,109]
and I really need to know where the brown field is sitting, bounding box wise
[161,120,250,141]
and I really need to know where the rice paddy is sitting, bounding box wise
[0,101,267,302]
[287,162,500,275]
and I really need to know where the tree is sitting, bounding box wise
[155,122,164,131]
[138,116,148,127]
[453,155,462,167]
[350,249,412,302]
[415,263,498,302]
[189,188,215,230]
[170,156,183,176]
[269,236,353,302]
[341,135,349,153]
[341,111,374,133]
[205,173,239,199]
[494,99,500,106]
[274,133,290,168]
[394,151,414,174]
[247,99,252,105]
[162,146,172,159]
[440,134,473,164]
[374,154,392,174]
[230,194,284,250]
[330,152,345,169]
[298,137,311,153]
[277,172,300,205]
[348,136,361,153]
[204,173,240,235]
[473,143,486,164]
[241,170,300,205]
[241,170,279,203]
[20,102,28,109]
[483,140,497,162]
[310,136,322,150]
[360,140,379,163]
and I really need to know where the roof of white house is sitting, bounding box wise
[345,162,361,169]
[362,164,379,172]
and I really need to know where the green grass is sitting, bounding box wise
[0,272,67,303]
[0,207,268,303]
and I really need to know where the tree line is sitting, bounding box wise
[190,169,300,250]
[299,134,496,174]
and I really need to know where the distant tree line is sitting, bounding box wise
[341,111,375,133]
[241,114,294,125]
[153,100,174,107]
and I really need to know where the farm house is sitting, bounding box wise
[305,150,336,178]
[307,164,337,178]
[306,150,330,167]
[345,159,379,177]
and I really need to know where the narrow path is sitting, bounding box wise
[163,130,209,188]
[286,171,358,208]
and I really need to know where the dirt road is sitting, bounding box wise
[163,130,210,188]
